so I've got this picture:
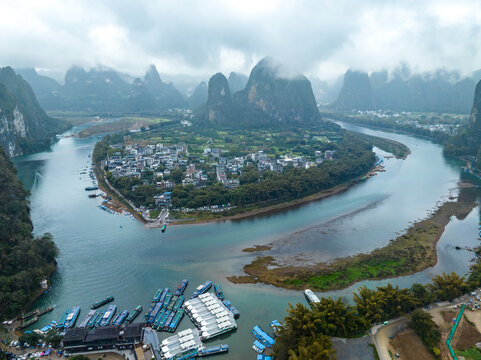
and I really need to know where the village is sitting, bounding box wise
[100,141,336,213]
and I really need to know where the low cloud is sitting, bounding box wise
[1,0,481,81]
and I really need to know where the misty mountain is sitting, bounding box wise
[227,72,248,94]
[444,79,481,157]
[310,76,343,105]
[0,67,69,156]
[14,68,60,104]
[187,81,208,109]
[35,65,186,114]
[142,65,185,108]
[205,73,233,124]
[332,70,373,111]
[202,57,320,126]
[333,67,476,113]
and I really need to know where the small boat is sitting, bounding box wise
[85,186,99,191]
[99,305,117,326]
[304,289,320,304]
[192,281,212,298]
[113,310,129,325]
[222,300,240,318]
[125,305,142,324]
[175,279,188,296]
[161,224,167,233]
[197,344,228,356]
[90,295,114,309]
[214,283,225,300]
[63,306,80,329]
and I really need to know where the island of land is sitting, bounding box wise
[90,117,409,226]
[227,190,476,290]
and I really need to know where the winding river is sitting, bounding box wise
[13,122,481,358]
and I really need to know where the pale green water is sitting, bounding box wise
[12,123,481,359]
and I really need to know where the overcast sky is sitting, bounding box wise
[2,0,481,81]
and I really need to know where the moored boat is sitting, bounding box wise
[113,310,129,325]
[175,279,188,296]
[99,305,117,326]
[214,283,225,300]
[125,305,142,324]
[192,281,212,298]
[304,289,320,304]
[64,306,80,329]
[79,310,96,328]
[222,300,240,319]
[90,295,114,309]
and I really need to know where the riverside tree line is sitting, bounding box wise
[0,147,58,320]
[274,270,478,359]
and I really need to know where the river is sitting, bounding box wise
[13,122,481,358]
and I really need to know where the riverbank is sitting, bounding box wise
[168,180,359,225]
[227,191,476,290]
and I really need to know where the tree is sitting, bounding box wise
[428,272,467,301]
[410,283,434,306]
[170,168,184,184]
[409,309,440,354]
[312,297,368,337]
[273,303,335,360]
[19,332,41,347]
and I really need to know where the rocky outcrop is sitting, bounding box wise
[333,70,373,110]
[205,73,233,124]
[188,81,208,109]
[0,67,68,156]
[232,57,320,125]
[228,72,248,94]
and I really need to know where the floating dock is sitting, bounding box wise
[160,328,203,360]
[184,292,237,340]
[16,316,38,330]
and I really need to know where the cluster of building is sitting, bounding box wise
[103,142,335,211]
[354,110,461,135]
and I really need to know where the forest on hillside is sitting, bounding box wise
[0,147,58,320]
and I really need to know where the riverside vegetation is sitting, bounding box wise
[229,192,475,289]
[0,146,58,320]
[274,271,476,359]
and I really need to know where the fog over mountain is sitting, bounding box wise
[2,1,481,83]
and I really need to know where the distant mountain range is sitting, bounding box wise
[202,57,320,127]
[0,67,69,156]
[16,65,189,114]
[333,67,477,114]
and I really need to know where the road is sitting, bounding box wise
[370,317,407,360]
